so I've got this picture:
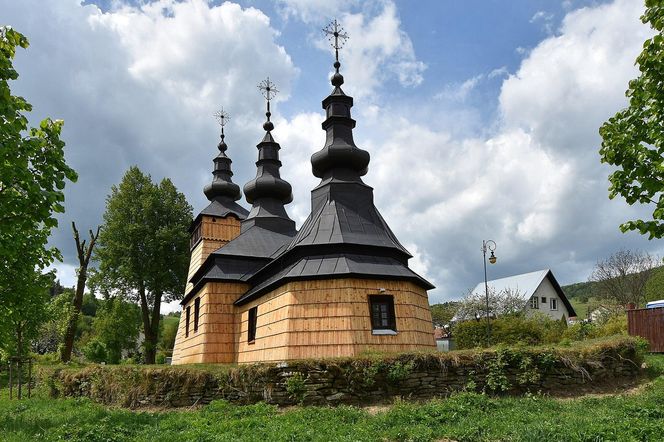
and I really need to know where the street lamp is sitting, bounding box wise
[482,240,497,347]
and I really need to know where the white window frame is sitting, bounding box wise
[550,298,558,311]
[530,296,539,309]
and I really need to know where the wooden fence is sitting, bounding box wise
[627,307,664,352]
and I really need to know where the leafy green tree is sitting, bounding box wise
[94,167,192,363]
[0,27,77,365]
[159,314,180,355]
[93,297,141,363]
[645,266,664,302]
[599,2,664,239]
[430,301,460,327]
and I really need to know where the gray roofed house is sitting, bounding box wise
[453,269,576,322]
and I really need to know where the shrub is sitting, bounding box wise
[83,340,107,363]
[453,314,567,349]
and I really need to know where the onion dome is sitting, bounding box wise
[204,109,242,202]
[242,78,295,232]
[311,21,370,179]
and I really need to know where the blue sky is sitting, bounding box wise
[2,0,659,311]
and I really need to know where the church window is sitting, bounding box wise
[185,306,191,337]
[248,306,258,343]
[369,295,396,332]
[194,298,200,332]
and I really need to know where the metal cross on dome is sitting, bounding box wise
[323,19,349,62]
[258,77,279,102]
[213,108,230,137]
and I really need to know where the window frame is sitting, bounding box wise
[530,296,539,309]
[194,297,200,333]
[550,298,558,311]
[368,295,397,333]
[247,306,258,343]
[185,305,191,337]
[541,296,547,304]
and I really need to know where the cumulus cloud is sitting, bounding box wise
[4,0,661,308]
[280,0,660,301]
[2,0,297,293]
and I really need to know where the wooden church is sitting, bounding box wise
[172,22,435,364]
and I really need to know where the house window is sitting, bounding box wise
[185,306,191,337]
[541,297,547,303]
[530,296,539,309]
[550,298,558,310]
[194,298,200,332]
[248,306,258,343]
[369,295,397,332]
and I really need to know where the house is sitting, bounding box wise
[453,269,576,322]
[171,35,435,365]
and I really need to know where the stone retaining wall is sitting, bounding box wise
[48,337,644,408]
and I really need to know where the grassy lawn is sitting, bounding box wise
[0,354,662,442]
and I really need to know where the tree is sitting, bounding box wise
[61,222,99,362]
[0,26,77,375]
[645,265,664,302]
[92,297,141,363]
[429,301,460,327]
[599,2,664,239]
[453,287,525,322]
[589,249,657,307]
[94,167,192,363]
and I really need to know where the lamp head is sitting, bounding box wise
[489,251,497,264]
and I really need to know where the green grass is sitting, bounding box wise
[1,354,663,442]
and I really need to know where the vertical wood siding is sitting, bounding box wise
[628,307,664,352]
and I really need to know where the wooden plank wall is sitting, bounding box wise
[184,215,241,295]
[628,307,664,352]
[171,282,249,364]
[236,278,436,364]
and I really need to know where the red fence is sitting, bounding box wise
[627,307,664,352]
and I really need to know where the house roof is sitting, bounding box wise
[458,269,576,319]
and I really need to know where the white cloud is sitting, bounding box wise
[4,0,662,308]
[3,0,297,277]
[288,0,661,301]
[277,0,357,23]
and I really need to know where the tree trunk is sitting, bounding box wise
[138,283,157,364]
[61,223,99,363]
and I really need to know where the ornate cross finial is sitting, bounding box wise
[323,19,349,68]
[213,108,230,137]
[258,77,278,129]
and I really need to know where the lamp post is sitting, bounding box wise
[482,240,497,347]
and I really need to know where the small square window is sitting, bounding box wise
[369,295,397,332]
[530,296,539,309]
[248,306,258,343]
[194,298,200,333]
[550,298,558,310]
[185,306,191,337]
[541,297,547,303]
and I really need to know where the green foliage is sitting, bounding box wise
[599,2,664,238]
[645,265,664,302]
[285,372,307,403]
[93,166,192,363]
[0,26,77,359]
[81,293,100,317]
[453,313,567,349]
[429,301,459,326]
[386,360,415,384]
[92,297,141,364]
[159,314,180,354]
[82,340,107,364]
[32,293,73,354]
[2,355,663,441]
[563,314,628,342]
